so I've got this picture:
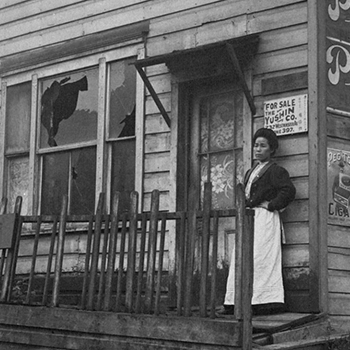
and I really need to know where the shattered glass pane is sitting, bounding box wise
[39,68,98,148]
[6,82,31,154]
[109,58,136,139]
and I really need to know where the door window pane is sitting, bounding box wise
[195,87,243,210]
[108,59,136,139]
[6,82,31,154]
[39,68,98,148]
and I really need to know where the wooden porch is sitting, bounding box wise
[0,184,342,349]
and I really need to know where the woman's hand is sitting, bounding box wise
[258,201,270,210]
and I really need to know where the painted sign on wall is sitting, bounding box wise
[263,94,308,136]
[327,0,350,112]
[328,147,350,226]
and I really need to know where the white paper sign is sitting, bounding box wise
[263,94,308,136]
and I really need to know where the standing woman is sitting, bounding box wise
[219,128,296,315]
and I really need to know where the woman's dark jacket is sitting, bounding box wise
[244,162,296,212]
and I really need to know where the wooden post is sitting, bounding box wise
[235,183,254,350]
[52,195,68,307]
[210,211,219,319]
[200,182,212,317]
[234,185,244,319]
[144,190,159,313]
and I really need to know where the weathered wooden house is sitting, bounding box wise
[0,0,350,349]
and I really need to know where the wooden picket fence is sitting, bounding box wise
[0,183,254,329]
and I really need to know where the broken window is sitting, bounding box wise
[39,68,98,148]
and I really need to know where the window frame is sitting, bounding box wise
[0,44,145,215]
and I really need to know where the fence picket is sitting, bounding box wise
[115,213,127,312]
[144,190,159,313]
[87,193,104,310]
[51,195,68,307]
[155,213,166,315]
[135,213,147,313]
[125,191,139,312]
[42,216,58,305]
[81,215,94,309]
[103,192,120,311]
[25,216,42,304]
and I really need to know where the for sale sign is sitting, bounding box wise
[263,94,308,136]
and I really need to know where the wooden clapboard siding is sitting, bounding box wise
[1,0,222,57]
[284,222,309,245]
[0,0,85,25]
[328,225,350,249]
[327,113,350,141]
[0,0,29,10]
[283,245,309,267]
[329,294,350,315]
[144,152,170,173]
[144,172,170,192]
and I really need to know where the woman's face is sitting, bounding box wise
[253,137,272,162]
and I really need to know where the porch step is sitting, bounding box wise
[254,333,350,349]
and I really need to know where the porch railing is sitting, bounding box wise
[0,182,254,348]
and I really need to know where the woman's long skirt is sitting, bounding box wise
[224,207,284,305]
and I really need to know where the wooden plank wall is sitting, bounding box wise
[0,0,311,310]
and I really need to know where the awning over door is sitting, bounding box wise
[132,34,259,127]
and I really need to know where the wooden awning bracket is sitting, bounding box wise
[134,64,171,128]
[225,42,256,115]
[132,35,259,126]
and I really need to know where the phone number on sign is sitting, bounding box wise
[274,127,294,135]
